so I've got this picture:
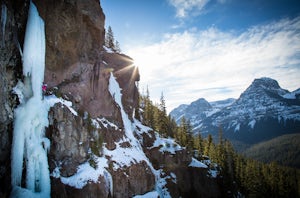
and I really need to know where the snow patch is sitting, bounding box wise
[52,156,113,195]
[133,191,160,198]
[150,134,183,154]
[170,172,177,184]
[189,157,208,168]
[234,123,240,132]
[283,92,296,99]
[45,95,78,116]
[134,119,153,134]
[97,117,119,130]
[248,119,256,129]
[104,45,114,53]
[208,169,218,178]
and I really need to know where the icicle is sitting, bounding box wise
[104,169,113,196]
[17,40,23,60]
[11,1,50,197]
[22,1,45,99]
[1,3,7,47]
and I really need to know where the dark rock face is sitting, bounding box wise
[34,0,115,118]
[0,0,29,196]
[111,161,155,198]
[33,0,105,81]
[32,0,139,119]
[47,103,90,177]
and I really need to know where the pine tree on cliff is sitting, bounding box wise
[115,40,121,53]
[155,92,169,136]
[143,87,155,128]
[105,26,115,50]
[185,119,194,153]
[176,116,188,146]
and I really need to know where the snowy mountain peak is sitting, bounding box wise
[189,98,211,110]
[242,77,289,97]
[252,77,281,89]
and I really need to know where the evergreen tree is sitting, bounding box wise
[193,133,203,156]
[166,115,176,138]
[105,26,115,50]
[185,119,194,153]
[154,92,168,136]
[159,92,167,115]
[177,117,188,146]
[115,40,121,53]
[140,87,155,129]
[204,134,213,156]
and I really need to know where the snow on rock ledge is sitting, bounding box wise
[189,157,208,168]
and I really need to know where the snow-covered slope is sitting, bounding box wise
[170,77,300,145]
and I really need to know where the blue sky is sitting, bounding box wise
[101,0,300,111]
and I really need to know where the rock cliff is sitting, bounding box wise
[0,0,221,197]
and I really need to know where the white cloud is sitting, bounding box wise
[167,0,211,18]
[128,17,300,112]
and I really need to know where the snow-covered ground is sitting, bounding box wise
[189,157,208,168]
[52,156,113,194]
[149,134,183,154]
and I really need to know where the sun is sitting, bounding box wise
[129,49,157,79]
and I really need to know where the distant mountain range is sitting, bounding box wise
[170,77,300,149]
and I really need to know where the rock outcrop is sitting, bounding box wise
[140,129,221,198]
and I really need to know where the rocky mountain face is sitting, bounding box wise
[170,77,300,148]
[0,0,222,197]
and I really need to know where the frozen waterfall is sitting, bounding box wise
[11,1,51,197]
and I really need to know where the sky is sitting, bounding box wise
[101,0,300,112]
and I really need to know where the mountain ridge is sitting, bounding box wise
[170,77,300,148]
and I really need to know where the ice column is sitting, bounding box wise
[11,1,50,197]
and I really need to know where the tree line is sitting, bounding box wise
[139,89,300,197]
